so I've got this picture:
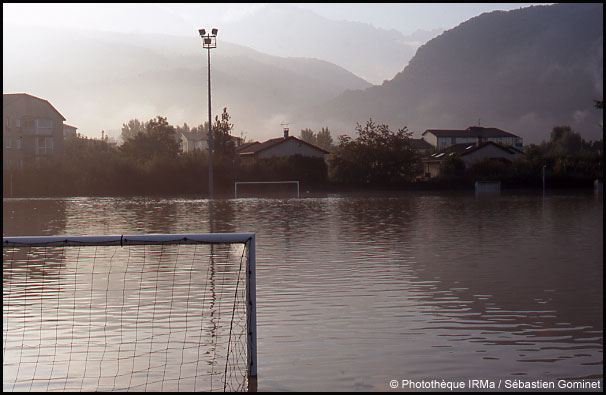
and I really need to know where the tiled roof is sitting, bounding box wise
[238,136,329,156]
[422,141,522,162]
[235,141,259,153]
[238,138,282,155]
[409,138,433,150]
[3,93,66,121]
[422,126,519,138]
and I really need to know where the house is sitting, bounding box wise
[237,129,329,160]
[409,138,434,154]
[422,141,523,178]
[422,126,523,150]
[180,131,207,152]
[180,131,244,153]
[63,124,78,140]
[3,93,67,169]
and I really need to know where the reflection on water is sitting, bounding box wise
[3,198,67,236]
[3,243,248,392]
[3,191,603,391]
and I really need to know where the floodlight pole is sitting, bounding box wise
[199,28,218,198]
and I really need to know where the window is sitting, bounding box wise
[6,137,12,148]
[16,137,21,149]
[35,119,54,135]
[36,119,53,129]
[36,136,54,155]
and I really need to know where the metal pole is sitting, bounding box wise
[207,46,214,199]
[246,234,258,392]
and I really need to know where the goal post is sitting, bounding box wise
[3,233,257,392]
[234,181,300,198]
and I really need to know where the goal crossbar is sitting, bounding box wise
[3,233,255,247]
[234,181,300,198]
[2,232,258,392]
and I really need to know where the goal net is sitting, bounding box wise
[2,233,257,392]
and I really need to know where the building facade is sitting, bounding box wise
[3,93,67,169]
[63,124,78,140]
[180,131,208,152]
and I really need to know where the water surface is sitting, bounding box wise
[3,191,603,391]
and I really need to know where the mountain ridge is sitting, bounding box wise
[3,25,372,141]
[297,3,603,143]
[3,4,602,144]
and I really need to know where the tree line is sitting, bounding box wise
[3,107,603,197]
[3,109,326,196]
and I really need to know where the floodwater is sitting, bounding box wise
[3,190,603,391]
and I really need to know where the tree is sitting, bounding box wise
[120,116,181,162]
[439,154,466,178]
[329,119,420,185]
[299,127,334,152]
[212,107,236,159]
[547,126,583,156]
[315,127,334,152]
[120,119,145,143]
[300,128,316,145]
[176,122,191,135]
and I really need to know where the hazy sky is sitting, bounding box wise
[3,2,559,139]
[4,3,546,36]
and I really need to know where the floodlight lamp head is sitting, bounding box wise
[204,38,212,45]
[198,29,206,36]
[211,28,218,36]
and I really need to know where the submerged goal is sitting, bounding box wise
[2,233,257,392]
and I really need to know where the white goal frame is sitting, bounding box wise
[3,233,257,392]
[234,181,300,198]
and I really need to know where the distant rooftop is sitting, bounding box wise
[409,138,433,150]
[422,126,520,138]
[3,93,66,121]
[238,136,329,156]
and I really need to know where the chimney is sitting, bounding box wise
[283,127,289,139]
